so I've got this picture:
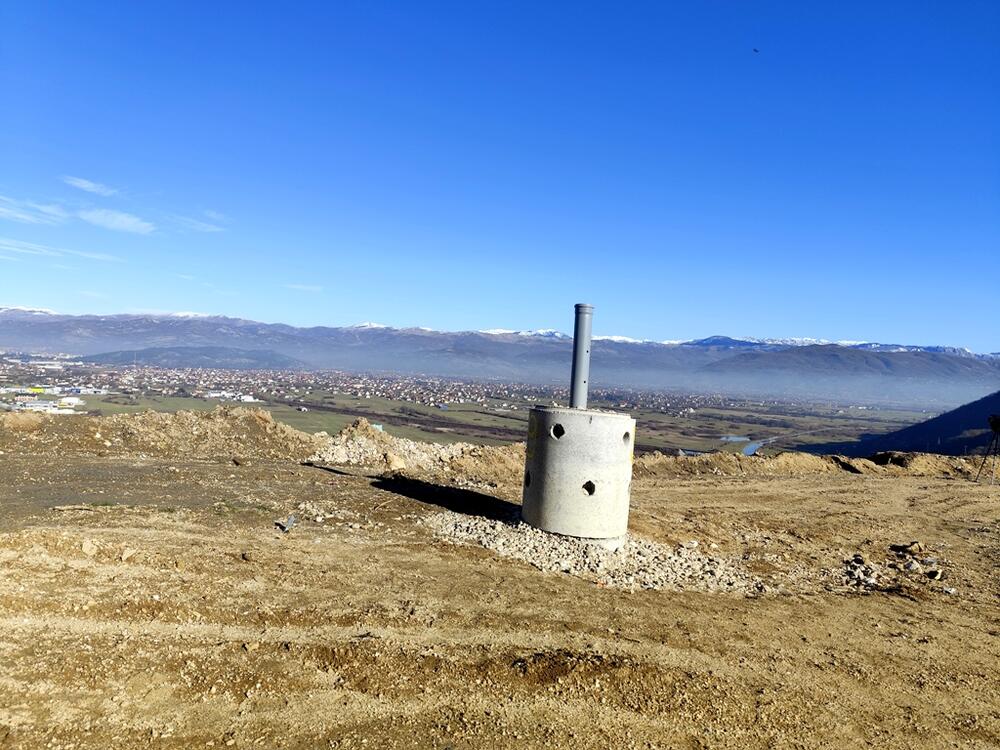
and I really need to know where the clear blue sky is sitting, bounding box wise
[1,2,997,349]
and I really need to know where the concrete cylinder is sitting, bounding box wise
[521,405,636,542]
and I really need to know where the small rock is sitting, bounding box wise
[926,569,944,580]
[384,452,406,473]
[120,548,137,562]
[942,587,957,595]
[240,551,254,562]
[81,540,98,557]
[889,540,924,556]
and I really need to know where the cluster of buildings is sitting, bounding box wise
[0,385,104,414]
[0,350,824,421]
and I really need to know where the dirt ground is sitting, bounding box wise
[0,411,998,748]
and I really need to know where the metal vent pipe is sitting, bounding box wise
[569,303,593,409]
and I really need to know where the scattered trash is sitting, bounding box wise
[274,515,297,533]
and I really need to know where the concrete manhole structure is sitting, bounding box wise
[521,304,636,548]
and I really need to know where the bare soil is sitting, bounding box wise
[0,410,998,749]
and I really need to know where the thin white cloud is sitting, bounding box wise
[174,273,197,281]
[78,208,154,234]
[0,195,69,225]
[0,254,19,262]
[284,283,323,292]
[62,175,118,196]
[203,209,228,223]
[172,214,224,232]
[0,236,119,262]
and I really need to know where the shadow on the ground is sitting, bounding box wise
[301,461,372,478]
[372,475,520,521]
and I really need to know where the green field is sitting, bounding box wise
[75,391,930,455]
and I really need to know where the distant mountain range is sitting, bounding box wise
[81,346,306,370]
[2,307,999,406]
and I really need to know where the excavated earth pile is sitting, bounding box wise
[0,408,977,483]
[0,406,325,461]
[308,417,525,488]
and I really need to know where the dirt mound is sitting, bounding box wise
[310,418,525,488]
[0,411,47,432]
[0,406,324,461]
[311,422,981,486]
[633,449,974,479]
[634,450,839,478]
[868,451,976,478]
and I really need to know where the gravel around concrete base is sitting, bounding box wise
[425,510,765,594]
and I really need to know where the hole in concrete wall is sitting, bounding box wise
[623,431,631,444]
[582,480,596,496]
[524,470,531,488]
[551,424,565,439]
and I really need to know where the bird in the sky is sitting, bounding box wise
[753,48,760,53]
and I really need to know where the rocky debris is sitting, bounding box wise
[841,553,880,589]
[309,418,524,487]
[425,511,765,594]
[889,540,925,556]
[838,541,953,594]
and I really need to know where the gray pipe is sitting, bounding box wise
[570,303,593,409]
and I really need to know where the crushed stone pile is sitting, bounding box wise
[0,406,325,461]
[425,510,766,594]
[309,418,525,488]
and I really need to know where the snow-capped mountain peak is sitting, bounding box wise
[592,335,653,344]
[478,328,570,339]
[518,329,570,339]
